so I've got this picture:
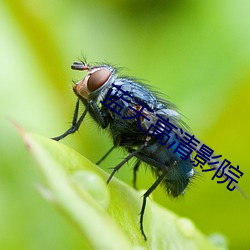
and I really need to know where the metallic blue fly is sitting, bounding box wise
[52,60,195,240]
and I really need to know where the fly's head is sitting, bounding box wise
[72,61,116,101]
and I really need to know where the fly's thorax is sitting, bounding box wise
[73,64,117,102]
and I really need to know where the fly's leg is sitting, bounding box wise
[52,99,88,141]
[107,143,146,184]
[133,160,141,189]
[52,99,108,141]
[98,147,141,188]
[140,172,166,240]
[88,100,107,129]
[96,145,116,165]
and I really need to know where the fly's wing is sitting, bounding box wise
[121,80,247,199]
[206,158,249,199]
[146,107,248,200]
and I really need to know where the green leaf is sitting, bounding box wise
[19,128,227,250]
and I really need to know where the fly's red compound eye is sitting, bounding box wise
[87,68,111,92]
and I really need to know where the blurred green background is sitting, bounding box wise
[1,0,250,249]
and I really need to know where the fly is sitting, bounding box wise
[52,60,195,240]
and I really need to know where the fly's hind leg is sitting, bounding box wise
[140,172,166,240]
[133,160,141,189]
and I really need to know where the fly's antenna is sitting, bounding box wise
[71,61,89,71]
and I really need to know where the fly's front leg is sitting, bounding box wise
[52,99,89,141]
[89,100,108,129]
